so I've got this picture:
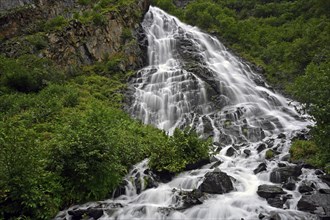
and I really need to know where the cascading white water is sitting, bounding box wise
[56,6,329,220]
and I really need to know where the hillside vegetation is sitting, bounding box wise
[154,0,330,172]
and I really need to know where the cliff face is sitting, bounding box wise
[0,0,150,71]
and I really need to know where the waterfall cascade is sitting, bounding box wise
[56,6,329,220]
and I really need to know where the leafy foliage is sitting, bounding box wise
[149,128,210,173]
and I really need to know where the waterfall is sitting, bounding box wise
[56,6,329,220]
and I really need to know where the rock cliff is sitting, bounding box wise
[0,0,150,71]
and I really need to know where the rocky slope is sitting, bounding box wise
[0,0,150,70]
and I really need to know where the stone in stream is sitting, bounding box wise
[298,184,314,193]
[269,165,302,183]
[254,163,267,174]
[199,169,234,194]
[282,177,296,191]
[319,174,330,187]
[297,193,330,217]
[257,184,286,199]
[243,149,251,157]
[256,143,266,153]
[226,147,236,157]
[68,207,104,220]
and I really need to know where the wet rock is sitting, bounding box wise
[257,184,286,199]
[319,189,330,194]
[297,196,318,212]
[226,147,235,157]
[298,193,330,215]
[199,169,234,194]
[267,195,285,208]
[177,189,205,209]
[269,212,281,220]
[68,207,103,220]
[153,170,175,183]
[278,162,286,167]
[280,154,290,161]
[257,143,266,153]
[210,160,222,169]
[243,149,251,157]
[113,180,127,198]
[282,177,296,191]
[254,163,267,174]
[258,213,265,219]
[315,169,325,175]
[270,165,302,183]
[185,158,210,171]
[298,184,314,193]
[277,133,286,139]
[319,174,330,187]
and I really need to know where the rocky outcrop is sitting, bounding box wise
[269,165,302,183]
[0,0,150,70]
[297,193,330,217]
[257,184,287,208]
[199,169,234,194]
[257,185,286,199]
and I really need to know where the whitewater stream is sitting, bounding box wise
[56,6,329,220]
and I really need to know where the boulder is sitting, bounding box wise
[185,158,210,171]
[298,184,314,193]
[298,193,330,215]
[320,174,330,187]
[267,196,285,208]
[243,149,251,157]
[68,207,103,220]
[270,165,302,183]
[199,170,234,194]
[226,147,235,157]
[319,189,330,194]
[257,184,286,199]
[254,163,267,174]
[177,189,205,209]
[257,143,266,153]
[282,177,296,191]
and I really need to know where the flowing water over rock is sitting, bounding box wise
[56,6,330,220]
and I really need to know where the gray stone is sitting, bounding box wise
[257,184,286,199]
[199,170,234,194]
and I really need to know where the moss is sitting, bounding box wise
[265,149,274,159]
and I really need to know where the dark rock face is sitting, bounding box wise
[298,193,330,216]
[199,170,234,194]
[254,163,267,174]
[68,207,103,220]
[177,189,205,209]
[243,149,251,157]
[320,174,330,187]
[0,0,150,70]
[282,178,296,191]
[185,158,210,171]
[267,196,285,208]
[257,143,266,153]
[173,0,192,8]
[270,165,302,183]
[226,147,235,157]
[257,184,286,199]
[298,184,314,193]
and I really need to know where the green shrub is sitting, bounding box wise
[0,124,62,220]
[149,128,210,173]
[44,16,68,31]
[0,55,64,93]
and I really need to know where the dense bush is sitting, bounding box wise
[0,55,64,93]
[149,128,210,173]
